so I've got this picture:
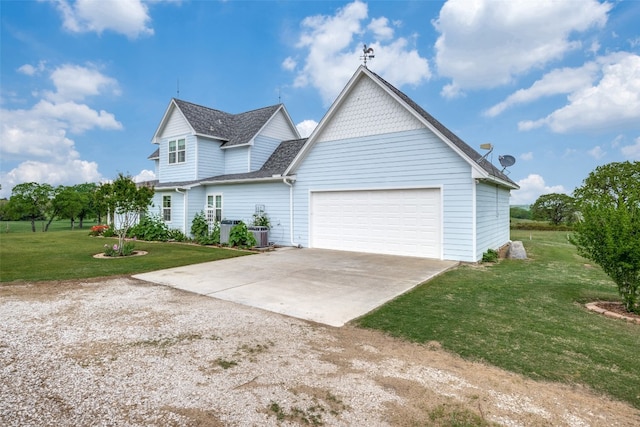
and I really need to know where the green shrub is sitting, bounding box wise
[128,214,170,241]
[190,211,220,245]
[252,212,270,228]
[229,221,256,248]
[482,249,499,263]
[190,211,209,241]
[168,229,187,242]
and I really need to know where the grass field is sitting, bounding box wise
[2,222,638,410]
[357,230,640,410]
[0,220,251,282]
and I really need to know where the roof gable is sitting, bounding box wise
[287,66,518,189]
[314,72,424,142]
[152,99,291,147]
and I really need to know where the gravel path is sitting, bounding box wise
[1,277,639,426]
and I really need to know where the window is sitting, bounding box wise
[206,194,222,229]
[162,195,171,221]
[168,138,186,164]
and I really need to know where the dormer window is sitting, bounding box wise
[168,139,186,164]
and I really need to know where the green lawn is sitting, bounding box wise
[2,223,638,410]
[357,230,640,410]
[0,221,251,282]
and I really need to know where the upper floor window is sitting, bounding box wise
[168,139,186,164]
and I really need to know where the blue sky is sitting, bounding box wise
[1,0,639,204]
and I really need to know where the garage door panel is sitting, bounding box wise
[310,188,441,258]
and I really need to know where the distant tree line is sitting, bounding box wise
[0,175,153,233]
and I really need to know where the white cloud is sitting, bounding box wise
[0,63,123,197]
[485,63,599,117]
[520,152,533,161]
[45,64,121,102]
[518,53,640,133]
[588,145,606,159]
[296,119,318,138]
[621,136,640,160]
[610,134,624,148]
[282,57,297,71]
[17,61,46,76]
[132,169,156,183]
[367,17,394,41]
[288,0,430,105]
[434,0,611,97]
[1,159,101,197]
[53,0,154,39]
[510,174,567,205]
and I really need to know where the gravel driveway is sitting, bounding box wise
[2,277,639,426]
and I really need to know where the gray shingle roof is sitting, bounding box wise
[173,99,281,147]
[152,138,307,189]
[366,69,517,187]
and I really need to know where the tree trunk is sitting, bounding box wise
[30,218,36,232]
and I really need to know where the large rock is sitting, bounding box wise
[507,241,527,259]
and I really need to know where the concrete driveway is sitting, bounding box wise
[133,248,458,327]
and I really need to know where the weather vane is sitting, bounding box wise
[360,44,375,67]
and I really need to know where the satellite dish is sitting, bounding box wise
[499,155,516,173]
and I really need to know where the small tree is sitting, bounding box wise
[73,183,98,228]
[571,161,640,313]
[7,182,53,232]
[98,174,154,256]
[53,185,84,230]
[531,193,576,225]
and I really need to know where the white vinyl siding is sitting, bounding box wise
[475,182,511,260]
[260,109,298,140]
[203,182,291,246]
[158,135,196,183]
[224,146,249,174]
[196,138,224,179]
[251,135,281,171]
[162,106,191,137]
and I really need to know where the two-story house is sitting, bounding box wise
[145,66,519,262]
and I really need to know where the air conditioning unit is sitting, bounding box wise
[248,226,269,248]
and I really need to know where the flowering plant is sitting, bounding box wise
[103,241,135,257]
[89,225,110,236]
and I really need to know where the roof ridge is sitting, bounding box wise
[231,103,281,117]
[173,98,230,116]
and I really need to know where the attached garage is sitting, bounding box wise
[310,188,442,258]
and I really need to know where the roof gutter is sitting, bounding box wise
[194,132,229,142]
[198,175,288,186]
[175,188,188,235]
[472,171,520,190]
[283,177,301,248]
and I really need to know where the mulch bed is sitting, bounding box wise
[589,301,640,324]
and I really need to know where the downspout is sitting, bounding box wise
[283,177,301,248]
[175,188,187,235]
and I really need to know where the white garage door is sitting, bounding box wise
[310,188,441,258]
